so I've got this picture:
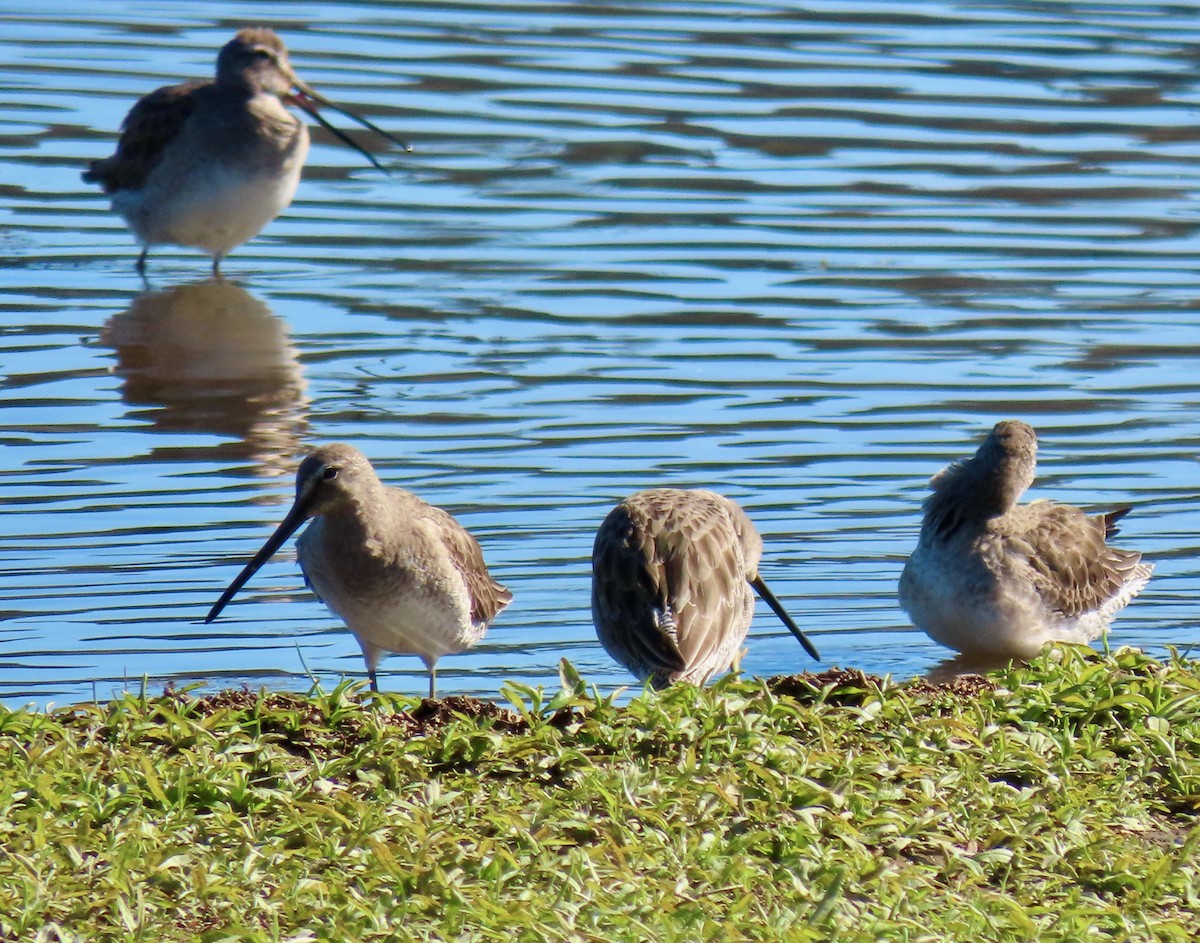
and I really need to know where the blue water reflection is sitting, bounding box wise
[0,0,1197,704]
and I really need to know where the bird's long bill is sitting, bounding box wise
[204,501,310,624]
[288,79,411,173]
[750,575,820,662]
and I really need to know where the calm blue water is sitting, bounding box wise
[1,0,1198,705]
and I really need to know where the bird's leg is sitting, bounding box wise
[428,664,437,700]
[212,254,224,279]
[136,247,148,275]
[362,644,383,694]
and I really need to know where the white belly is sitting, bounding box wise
[899,544,1090,659]
[317,580,481,663]
[114,153,306,258]
[298,521,484,667]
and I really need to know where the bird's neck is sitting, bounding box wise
[923,458,1027,539]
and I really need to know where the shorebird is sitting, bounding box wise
[205,443,511,697]
[899,419,1152,660]
[591,488,819,688]
[82,28,407,275]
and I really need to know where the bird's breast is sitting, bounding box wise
[297,516,481,657]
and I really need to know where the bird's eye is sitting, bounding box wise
[322,466,339,481]
[253,49,272,60]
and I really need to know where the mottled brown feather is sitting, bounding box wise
[428,502,513,626]
[592,501,689,678]
[592,489,759,687]
[1004,502,1145,619]
[83,80,210,192]
[1101,507,1130,539]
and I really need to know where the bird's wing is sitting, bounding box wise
[82,79,208,192]
[592,492,746,683]
[659,502,748,678]
[592,501,689,680]
[430,506,512,626]
[296,554,324,604]
[1008,502,1147,618]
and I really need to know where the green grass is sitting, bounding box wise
[1,647,1198,942]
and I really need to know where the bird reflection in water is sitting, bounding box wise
[924,651,1018,684]
[100,279,308,477]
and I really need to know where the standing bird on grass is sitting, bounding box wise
[205,444,511,697]
[899,419,1152,660]
[592,488,819,688]
[83,28,407,275]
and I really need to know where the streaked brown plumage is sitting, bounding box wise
[205,443,510,696]
[592,488,818,688]
[83,28,405,275]
[899,419,1152,659]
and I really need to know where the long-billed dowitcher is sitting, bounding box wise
[205,443,511,697]
[898,419,1152,660]
[591,488,819,688]
[83,28,406,275]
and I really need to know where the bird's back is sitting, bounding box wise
[998,501,1151,624]
[83,80,210,193]
[592,489,755,686]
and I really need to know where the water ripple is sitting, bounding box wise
[0,0,1196,703]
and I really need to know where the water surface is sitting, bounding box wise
[1,0,1199,704]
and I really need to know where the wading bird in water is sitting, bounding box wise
[205,444,511,698]
[591,488,819,687]
[899,419,1151,661]
[83,28,407,275]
